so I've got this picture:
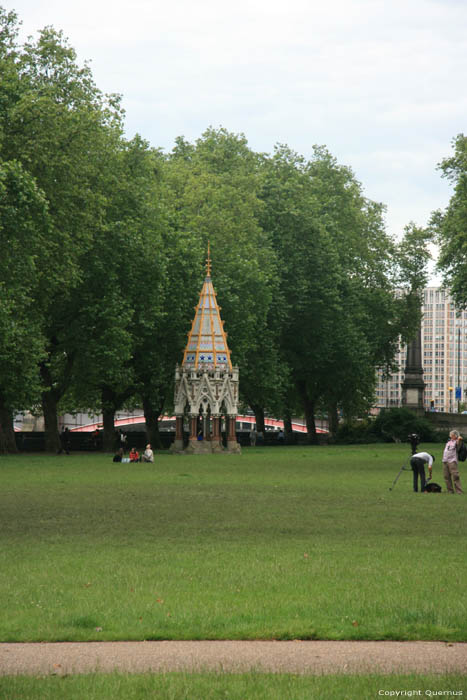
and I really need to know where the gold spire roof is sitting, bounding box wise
[182,248,232,371]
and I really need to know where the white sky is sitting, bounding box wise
[5,0,467,276]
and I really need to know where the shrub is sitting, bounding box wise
[372,407,440,443]
[333,419,378,444]
[334,408,445,444]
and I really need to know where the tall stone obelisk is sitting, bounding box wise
[401,326,425,414]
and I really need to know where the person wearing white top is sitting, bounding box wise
[141,444,154,463]
[410,451,434,492]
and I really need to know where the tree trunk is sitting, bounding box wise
[0,395,18,454]
[328,402,339,437]
[102,386,117,452]
[297,382,318,444]
[303,399,317,444]
[42,390,60,452]
[101,385,136,451]
[142,396,163,449]
[251,404,265,434]
[283,411,294,444]
[40,356,71,453]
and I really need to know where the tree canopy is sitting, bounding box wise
[433,134,467,308]
[0,7,432,451]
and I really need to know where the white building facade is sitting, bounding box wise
[375,287,467,413]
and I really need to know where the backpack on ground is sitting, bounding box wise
[425,482,442,493]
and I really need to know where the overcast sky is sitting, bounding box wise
[5,0,467,273]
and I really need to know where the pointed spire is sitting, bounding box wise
[182,247,232,371]
[206,240,212,278]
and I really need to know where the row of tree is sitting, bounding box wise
[0,8,446,453]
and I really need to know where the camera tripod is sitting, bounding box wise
[389,457,433,491]
[389,461,412,491]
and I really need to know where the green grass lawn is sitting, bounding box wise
[1,445,466,642]
[1,672,467,700]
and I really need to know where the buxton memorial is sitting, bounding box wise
[171,249,241,454]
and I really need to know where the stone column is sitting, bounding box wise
[211,415,223,453]
[203,413,211,441]
[189,415,198,442]
[183,414,199,454]
[173,415,184,452]
[227,414,241,453]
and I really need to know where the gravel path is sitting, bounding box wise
[1,641,467,676]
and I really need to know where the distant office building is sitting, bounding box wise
[375,287,467,413]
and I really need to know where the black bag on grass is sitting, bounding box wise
[425,482,442,493]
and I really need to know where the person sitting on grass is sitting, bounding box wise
[141,444,154,463]
[129,447,140,463]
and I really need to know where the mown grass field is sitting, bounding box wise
[1,445,466,642]
[1,671,466,700]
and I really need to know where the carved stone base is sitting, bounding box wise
[170,439,184,453]
[178,438,239,455]
[184,440,214,454]
[210,439,224,453]
[227,440,242,454]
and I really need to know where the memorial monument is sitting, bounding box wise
[171,247,241,454]
[401,326,426,414]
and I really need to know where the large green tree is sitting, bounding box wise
[0,15,125,450]
[260,145,424,440]
[0,159,52,452]
[433,134,467,307]
[0,10,60,451]
[67,136,169,450]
